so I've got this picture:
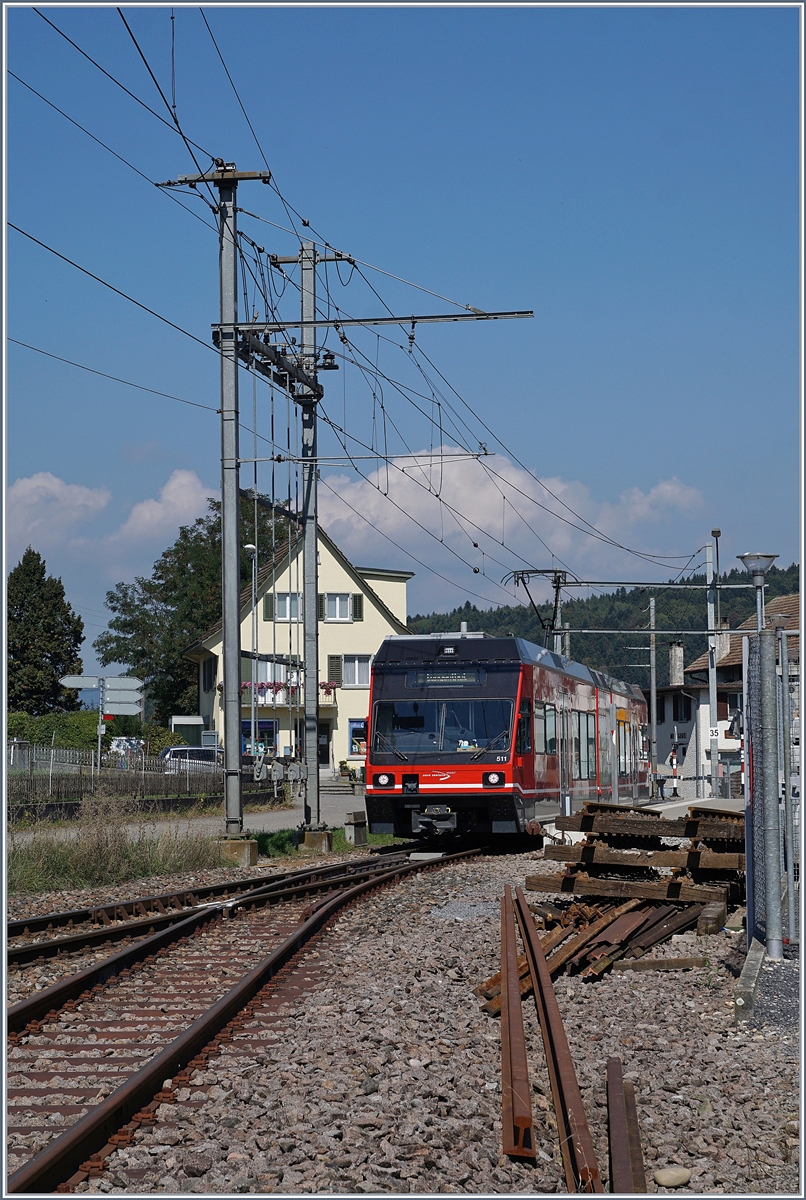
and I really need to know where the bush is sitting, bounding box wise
[6,710,186,755]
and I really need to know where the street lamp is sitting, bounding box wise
[244,544,258,758]
[737,553,777,631]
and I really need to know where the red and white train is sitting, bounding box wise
[364,633,650,838]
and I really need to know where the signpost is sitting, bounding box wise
[60,675,145,767]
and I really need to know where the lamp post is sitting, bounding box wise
[737,552,782,961]
[244,544,258,759]
[737,553,777,631]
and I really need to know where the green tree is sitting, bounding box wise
[94,497,281,725]
[7,548,85,714]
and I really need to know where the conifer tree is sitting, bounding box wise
[7,548,85,714]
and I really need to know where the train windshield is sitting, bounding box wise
[372,699,514,759]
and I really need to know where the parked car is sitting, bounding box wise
[158,746,223,774]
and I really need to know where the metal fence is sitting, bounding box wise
[746,634,765,944]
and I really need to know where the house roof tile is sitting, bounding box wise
[685,592,799,675]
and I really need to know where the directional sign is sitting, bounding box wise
[60,675,98,689]
[104,677,144,691]
[103,676,144,717]
[104,701,143,716]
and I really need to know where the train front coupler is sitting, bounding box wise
[411,805,457,837]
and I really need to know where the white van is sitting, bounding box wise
[159,746,223,775]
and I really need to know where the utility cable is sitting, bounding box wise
[318,477,518,611]
[8,339,217,412]
[116,7,219,207]
[198,7,305,243]
[33,7,214,158]
[10,224,215,354]
[8,72,216,232]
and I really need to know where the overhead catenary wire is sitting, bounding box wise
[116,7,220,209]
[22,14,700,607]
[32,7,215,158]
[8,72,216,232]
[318,477,518,611]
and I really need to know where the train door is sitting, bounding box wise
[558,694,571,815]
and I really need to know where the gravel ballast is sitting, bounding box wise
[39,851,797,1195]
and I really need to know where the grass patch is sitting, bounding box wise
[254,827,408,859]
[7,795,223,893]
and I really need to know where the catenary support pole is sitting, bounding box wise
[706,541,719,800]
[216,174,244,834]
[649,597,658,799]
[759,628,784,960]
[779,628,797,945]
[300,241,320,827]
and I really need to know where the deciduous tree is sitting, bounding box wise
[94,498,281,724]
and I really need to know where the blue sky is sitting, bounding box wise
[5,3,801,674]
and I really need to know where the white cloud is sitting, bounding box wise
[108,469,213,545]
[6,472,111,562]
[318,448,708,613]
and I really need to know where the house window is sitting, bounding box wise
[325,593,351,621]
[657,695,666,725]
[672,694,692,723]
[342,655,371,687]
[202,656,217,693]
[349,719,368,757]
[273,593,302,621]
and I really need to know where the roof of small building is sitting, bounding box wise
[183,526,410,658]
[685,592,799,676]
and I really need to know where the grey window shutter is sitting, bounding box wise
[263,593,274,621]
[327,655,343,686]
[318,593,325,620]
[352,593,364,621]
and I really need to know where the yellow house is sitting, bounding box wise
[184,527,411,771]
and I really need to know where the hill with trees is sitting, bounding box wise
[408,563,799,688]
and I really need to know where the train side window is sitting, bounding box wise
[545,705,556,755]
[571,711,581,779]
[534,703,546,754]
[516,698,532,754]
[586,714,597,779]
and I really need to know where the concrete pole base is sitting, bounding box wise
[216,838,258,867]
[302,830,333,854]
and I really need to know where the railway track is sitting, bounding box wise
[7,849,416,965]
[6,847,480,1194]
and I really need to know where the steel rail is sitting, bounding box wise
[513,886,604,1193]
[7,858,417,1029]
[500,885,536,1159]
[7,856,412,966]
[606,1057,647,1192]
[7,851,411,937]
[7,847,480,1194]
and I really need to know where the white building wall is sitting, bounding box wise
[197,535,408,771]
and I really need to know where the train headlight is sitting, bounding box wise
[372,773,395,788]
[483,771,505,788]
